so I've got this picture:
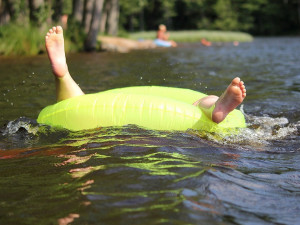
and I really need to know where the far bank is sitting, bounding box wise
[0,25,253,56]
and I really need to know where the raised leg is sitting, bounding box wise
[45,26,84,102]
[193,77,246,123]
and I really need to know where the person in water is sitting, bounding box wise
[156,24,177,47]
[45,26,246,124]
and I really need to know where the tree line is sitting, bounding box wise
[121,0,300,35]
[0,0,300,50]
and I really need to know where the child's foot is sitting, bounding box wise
[45,26,68,78]
[212,77,246,123]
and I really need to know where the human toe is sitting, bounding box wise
[56,26,63,34]
[232,77,241,86]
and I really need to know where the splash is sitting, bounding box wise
[1,117,39,136]
[222,113,299,151]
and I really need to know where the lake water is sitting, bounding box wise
[0,38,300,224]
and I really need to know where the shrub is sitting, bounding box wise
[0,24,44,56]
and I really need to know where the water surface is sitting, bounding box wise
[0,38,300,224]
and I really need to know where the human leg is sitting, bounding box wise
[45,26,84,102]
[170,40,177,47]
[193,77,246,123]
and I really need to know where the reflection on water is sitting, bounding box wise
[0,38,300,224]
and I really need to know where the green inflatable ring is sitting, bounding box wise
[37,86,246,132]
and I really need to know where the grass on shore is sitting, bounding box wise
[129,30,253,42]
[0,24,74,56]
[0,24,45,56]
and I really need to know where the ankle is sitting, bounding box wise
[55,71,70,81]
[200,104,216,122]
[212,112,226,124]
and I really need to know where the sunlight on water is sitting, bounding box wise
[1,38,300,224]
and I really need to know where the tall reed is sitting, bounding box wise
[0,24,45,56]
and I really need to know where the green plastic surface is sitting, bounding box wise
[37,86,246,132]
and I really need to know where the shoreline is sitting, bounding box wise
[129,30,254,43]
[0,27,254,56]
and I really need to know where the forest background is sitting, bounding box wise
[0,0,300,55]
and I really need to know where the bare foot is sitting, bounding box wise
[45,26,68,78]
[212,77,246,123]
[45,26,84,102]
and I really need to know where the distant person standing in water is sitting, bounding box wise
[45,26,246,124]
[60,0,72,29]
[155,24,177,47]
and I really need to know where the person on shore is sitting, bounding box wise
[155,24,177,47]
[45,26,246,124]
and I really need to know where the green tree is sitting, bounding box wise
[29,0,51,29]
[107,0,119,35]
[213,0,239,31]
[173,0,215,30]
[119,0,148,31]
